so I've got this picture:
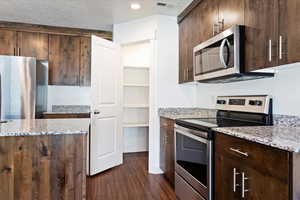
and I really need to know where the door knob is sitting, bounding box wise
[94,111,101,115]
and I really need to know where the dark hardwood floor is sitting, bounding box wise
[87,152,177,200]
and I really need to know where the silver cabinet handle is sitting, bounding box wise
[230,148,248,157]
[242,172,249,198]
[279,36,282,60]
[269,39,272,62]
[233,168,240,192]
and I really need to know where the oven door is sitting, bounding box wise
[175,125,212,200]
[193,25,242,81]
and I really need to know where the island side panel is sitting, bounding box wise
[0,134,87,200]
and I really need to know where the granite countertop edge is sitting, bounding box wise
[0,130,88,137]
[158,107,217,120]
[0,119,90,137]
[213,126,300,153]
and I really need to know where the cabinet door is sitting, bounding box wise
[278,0,300,65]
[241,165,289,200]
[196,0,219,43]
[17,31,49,60]
[160,125,167,173]
[49,35,80,85]
[218,0,245,31]
[215,155,244,200]
[0,30,16,56]
[79,37,91,86]
[244,0,279,71]
[178,17,191,84]
[165,128,175,186]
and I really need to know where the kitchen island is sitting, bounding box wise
[0,119,89,200]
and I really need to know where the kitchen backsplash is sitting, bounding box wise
[47,85,91,111]
[51,105,90,113]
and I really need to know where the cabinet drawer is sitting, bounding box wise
[215,133,290,181]
[160,117,175,128]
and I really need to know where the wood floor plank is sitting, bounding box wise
[87,152,177,200]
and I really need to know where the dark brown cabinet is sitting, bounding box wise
[79,37,91,86]
[160,117,175,186]
[178,0,240,84]
[0,30,16,55]
[49,35,81,85]
[179,0,300,79]
[218,0,245,31]
[244,0,279,71]
[215,133,291,200]
[17,31,49,60]
[0,21,110,86]
[278,0,300,66]
[179,14,194,84]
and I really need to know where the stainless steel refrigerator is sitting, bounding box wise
[0,55,48,120]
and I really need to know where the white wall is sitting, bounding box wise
[47,86,91,111]
[114,15,196,174]
[196,63,300,116]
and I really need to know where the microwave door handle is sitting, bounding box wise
[220,39,230,68]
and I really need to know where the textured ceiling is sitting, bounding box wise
[0,0,193,31]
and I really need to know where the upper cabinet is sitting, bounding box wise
[244,0,279,71]
[17,32,49,60]
[49,35,81,86]
[218,0,245,31]
[278,0,300,66]
[178,0,300,82]
[178,0,243,84]
[0,30,16,55]
[0,22,111,86]
[79,37,91,86]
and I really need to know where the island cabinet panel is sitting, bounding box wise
[160,117,175,186]
[49,34,81,85]
[17,31,49,60]
[0,134,86,200]
[278,0,300,66]
[215,133,290,200]
[0,30,17,56]
[244,0,279,71]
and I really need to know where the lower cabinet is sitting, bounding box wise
[160,117,175,186]
[215,133,290,200]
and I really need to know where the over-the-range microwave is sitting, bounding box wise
[193,25,274,83]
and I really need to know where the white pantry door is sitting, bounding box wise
[90,35,123,175]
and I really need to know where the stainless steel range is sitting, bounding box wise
[174,95,273,200]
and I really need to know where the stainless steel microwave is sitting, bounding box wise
[193,25,273,83]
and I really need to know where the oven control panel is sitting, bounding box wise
[216,95,271,114]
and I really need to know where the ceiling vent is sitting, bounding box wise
[156,2,175,8]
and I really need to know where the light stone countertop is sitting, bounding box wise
[158,107,217,120]
[213,126,300,153]
[0,119,90,137]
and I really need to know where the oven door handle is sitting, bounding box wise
[175,128,208,144]
[219,38,230,68]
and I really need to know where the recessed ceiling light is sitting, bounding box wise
[131,3,141,10]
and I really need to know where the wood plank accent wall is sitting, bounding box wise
[0,134,86,200]
[0,21,112,40]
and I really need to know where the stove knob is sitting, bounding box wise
[255,100,263,106]
[249,100,256,105]
[217,100,226,105]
